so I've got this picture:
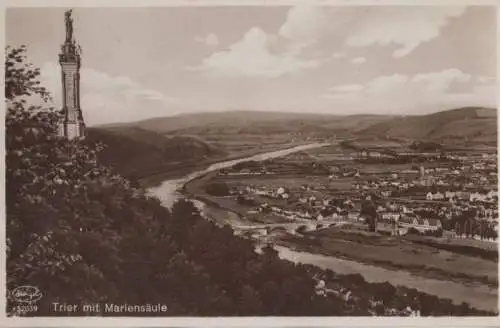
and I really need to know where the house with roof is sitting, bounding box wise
[434,192,445,200]
[486,190,497,198]
[347,211,360,221]
[456,191,471,200]
[402,205,412,213]
[470,192,488,202]
[302,211,313,219]
[425,191,444,201]
[445,191,456,199]
[380,212,400,222]
[398,214,442,232]
[398,214,419,226]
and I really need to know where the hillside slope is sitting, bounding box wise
[103,111,394,136]
[86,127,227,180]
[358,107,497,144]
[102,107,496,143]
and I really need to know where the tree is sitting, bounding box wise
[5,46,119,314]
[296,225,307,234]
[407,227,421,236]
[480,221,485,240]
[455,222,461,237]
[170,198,203,245]
[239,285,263,315]
[361,199,377,232]
[205,182,230,196]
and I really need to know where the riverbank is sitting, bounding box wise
[140,140,313,188]
[275,246,498,313]
[182,172,246,217]
[180,143,333,223]
[278,229,498,288]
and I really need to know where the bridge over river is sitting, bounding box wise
[233,219,350,234]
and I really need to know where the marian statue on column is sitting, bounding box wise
[65,9,73,43]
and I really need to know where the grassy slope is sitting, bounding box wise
[104,111,394,136]
[102,107,496,143]
[358,107,497,144]
[86,126,227,180]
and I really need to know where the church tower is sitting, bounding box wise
[59,9,85,139]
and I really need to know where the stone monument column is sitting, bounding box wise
[59,9,85,139]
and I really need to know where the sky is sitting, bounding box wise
[6,6,497,126]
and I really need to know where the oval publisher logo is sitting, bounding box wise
[11,286,43,304]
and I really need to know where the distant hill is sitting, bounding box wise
[102,111,394,136]
[86,127,227,181]
[101,107,496,144]
[358,107,497,144]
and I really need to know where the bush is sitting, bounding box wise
[296,225,307,234]
[424,228,443,237]
[407,227,421,236]
[205,182,230,196]
[237,195,256,206]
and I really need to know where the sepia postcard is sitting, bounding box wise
[2,0,499,326]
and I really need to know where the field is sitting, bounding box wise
[420,235,497,251]
[201,133,309,155]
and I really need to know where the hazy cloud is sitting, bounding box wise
[333,52,346,59]
[321,68,488,114]
[40,62,177,125]
[351,57,366,64]
[412,68,471,93]
[347,7,466,57]
[191,6,332,78]
[477,76,495,84]
[194,26,321,78]
[330,84,365,92]
[278,6,327,52]
[196,32,219,46]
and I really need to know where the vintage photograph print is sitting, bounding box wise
[4,4,498,318]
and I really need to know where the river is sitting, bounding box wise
[148,143,330,209]
[147,143,498,312]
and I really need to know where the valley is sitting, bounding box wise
[135,109,499,312]
[89,106,497,184]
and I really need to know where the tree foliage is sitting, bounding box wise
[361,199,377,232]
[205,182,230,196]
